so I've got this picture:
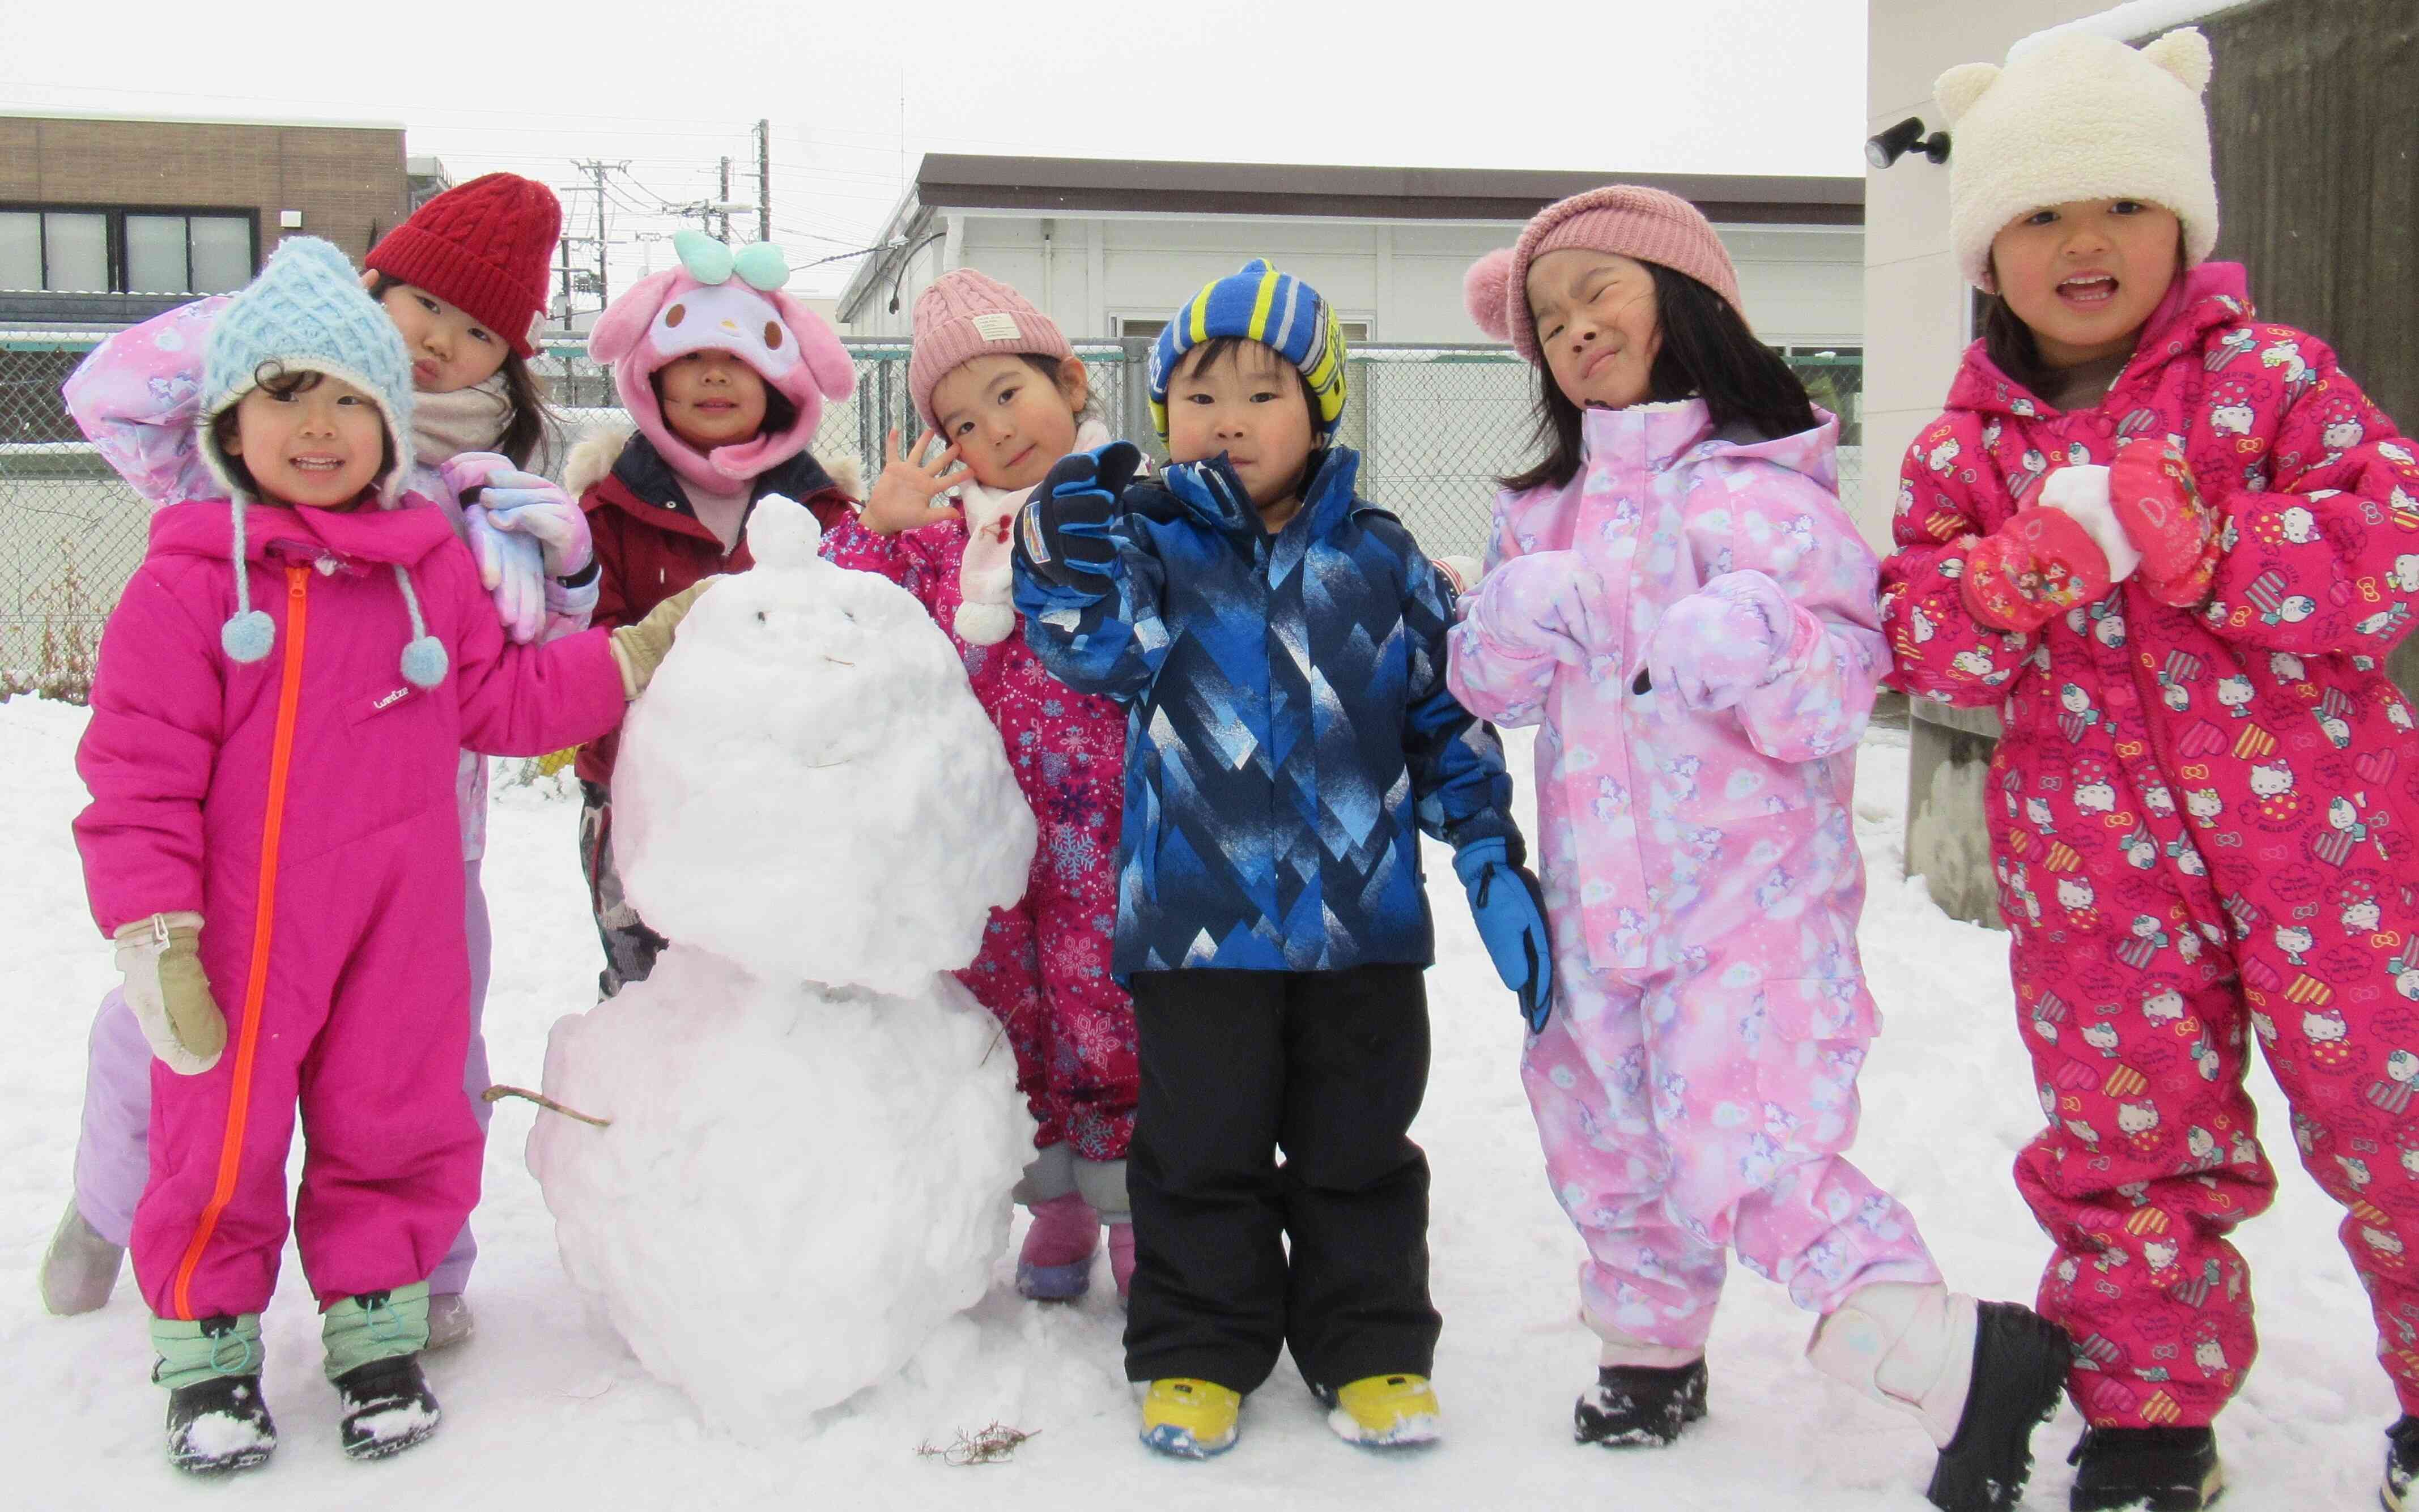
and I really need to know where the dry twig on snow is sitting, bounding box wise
[914,1422,1036,1466]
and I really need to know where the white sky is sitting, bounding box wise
[2,0,1866,300]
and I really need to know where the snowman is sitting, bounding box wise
[526,502,1040,1439]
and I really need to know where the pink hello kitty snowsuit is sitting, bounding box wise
[1446,400,1941,1356]
[822,501,1136,1162]
[1882,262,2419,1429]
[76,498,624,1320]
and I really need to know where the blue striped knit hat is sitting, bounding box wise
[1147,258,1347,441]
[199,236,446,688]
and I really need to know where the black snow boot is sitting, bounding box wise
[2383,1416,2419,1511]
[165,1374,277,1476]
[1573,1358,1707,1447]
[1925,1301,2071,1512]
[333,1354,442,1461]
[2067,1425,2222,1511]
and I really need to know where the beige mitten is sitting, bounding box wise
[112,913,225,1075]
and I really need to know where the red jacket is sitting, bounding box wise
[576,431,854,784]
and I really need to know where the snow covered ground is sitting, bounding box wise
[0,696,2396,1507]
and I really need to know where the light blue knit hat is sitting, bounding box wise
[199,236,446,687]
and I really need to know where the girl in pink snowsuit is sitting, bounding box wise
[1880,30,2419,1510]
[73,237,687,1477]
[823,269,1138,1303]
[46,175,586,1347]
[1449,187,2068,1512]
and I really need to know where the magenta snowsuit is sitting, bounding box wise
[76,498,624,1320]
[1446,401,1940,1356]
[61,296,571,1294]
[1881,262,2419,1429]
[821,509,1137,1162]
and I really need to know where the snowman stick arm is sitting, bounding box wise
[2203,338,2419,655]
[1878,423,2039,708]
[482,1084,611,1128]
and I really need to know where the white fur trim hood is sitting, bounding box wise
[1937,27,2218,291]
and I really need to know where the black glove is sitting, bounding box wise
[1015,442,1147,587]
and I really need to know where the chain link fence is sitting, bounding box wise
[3,329,1859,689]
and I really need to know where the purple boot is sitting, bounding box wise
[1015,1192,1101,1301]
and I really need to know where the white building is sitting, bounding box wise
[839,155,1864,349]
[836,155,1866,559]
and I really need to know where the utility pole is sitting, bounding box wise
[717,157,733,244]
[754,118,772,244]
[566,160,628,327]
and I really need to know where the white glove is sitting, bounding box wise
[112,912,225,1075]
[2038,466,2141,583]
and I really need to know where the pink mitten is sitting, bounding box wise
[2111,437,2217,607]
[1645,570,1802,710]
[1468,550,1614,666]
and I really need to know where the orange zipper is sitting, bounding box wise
[170,565,308,1319]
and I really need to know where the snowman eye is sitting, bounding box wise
[755,610,768,624]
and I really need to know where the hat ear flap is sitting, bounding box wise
[1935,62,2001,125]
[588,269,680,365]
[2140,27,2213,95]
[771,291,857,403]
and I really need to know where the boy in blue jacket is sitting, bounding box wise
[1012,259,1551,1458]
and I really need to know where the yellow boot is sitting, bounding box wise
[1139,1378,1241,1458]
[1328,1373,1442,1447]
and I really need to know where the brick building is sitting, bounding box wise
[0,110,409,326]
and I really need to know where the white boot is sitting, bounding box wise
[1806,1281,1976,1450]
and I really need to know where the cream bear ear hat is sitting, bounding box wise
[1937,26,2217,292]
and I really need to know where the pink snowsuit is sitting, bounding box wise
[1881,263,2419,1429]
[61,296,577,1294]
[76,498,624,1321]
[822,510,1137,1162]
[1446,400,1941,1356]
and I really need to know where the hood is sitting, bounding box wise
[1155,445,1368,545]
[585,235,854,497]
[150,496,460,689]
[148,495,460,570]
[1949,261,2252,417]
[1577,398,1841,493]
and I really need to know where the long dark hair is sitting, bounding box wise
[367,272,554,467]
[1980,291,2044,391]
[1502,262,1818,493]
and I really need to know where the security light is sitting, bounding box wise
[1866,117,1950,169]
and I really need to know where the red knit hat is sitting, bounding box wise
[366,173,562,357]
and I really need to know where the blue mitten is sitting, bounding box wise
[1014,441,1147,587]
[1453,836,1555,1031]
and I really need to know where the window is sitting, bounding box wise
[0,206,256,294]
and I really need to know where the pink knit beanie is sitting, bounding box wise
[1464,186,1742,364]
[907,269,1072,429]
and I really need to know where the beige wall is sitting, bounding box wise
[0,115,408,271]
[1860,0,2108,548]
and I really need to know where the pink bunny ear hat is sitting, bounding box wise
[588,231,855,492]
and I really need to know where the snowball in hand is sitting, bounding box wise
[610,498,1038,994]
[528,948,1030,1439]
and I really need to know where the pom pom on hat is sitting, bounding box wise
[1463,250,1516,343]
[222,608,274,663]
[1938,27,2218,291]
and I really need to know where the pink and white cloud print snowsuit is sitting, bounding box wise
[1447,401,1941,1356]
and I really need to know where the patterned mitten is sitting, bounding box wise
[2111,437,2218,607]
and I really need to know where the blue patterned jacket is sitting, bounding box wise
[1012,445,1517,977]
